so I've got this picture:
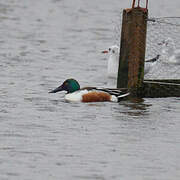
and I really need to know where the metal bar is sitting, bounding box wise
[132,0,136,8]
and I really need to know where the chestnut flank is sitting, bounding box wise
[82,91,111,102]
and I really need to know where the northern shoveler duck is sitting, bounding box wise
[102,45,160,78]
[49,79,130,102]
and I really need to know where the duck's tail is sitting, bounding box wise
[117,92,130,99]
[96,88,130,102]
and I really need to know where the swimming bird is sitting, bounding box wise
[102,45,159,78]
[49,79,130,102]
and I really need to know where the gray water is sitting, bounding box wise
[0,0,180,179]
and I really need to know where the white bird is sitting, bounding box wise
[102,45,120,78]
[160,38,180,65]
[102,45,159,78]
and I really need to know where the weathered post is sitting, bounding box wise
[117,5,148,96]
[116,1,180,98]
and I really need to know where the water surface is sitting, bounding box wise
[0,0,180,179]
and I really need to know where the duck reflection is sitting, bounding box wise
[116,97,152,117]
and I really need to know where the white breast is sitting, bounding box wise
[108,54,119,78]
[65,90,88,102]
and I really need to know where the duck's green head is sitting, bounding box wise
[49,79,80,94]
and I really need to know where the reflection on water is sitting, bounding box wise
[0,0,180,180]
[115,98,152,117]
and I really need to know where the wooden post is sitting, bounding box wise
[117,7,148,96]
[116,2,180,98]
